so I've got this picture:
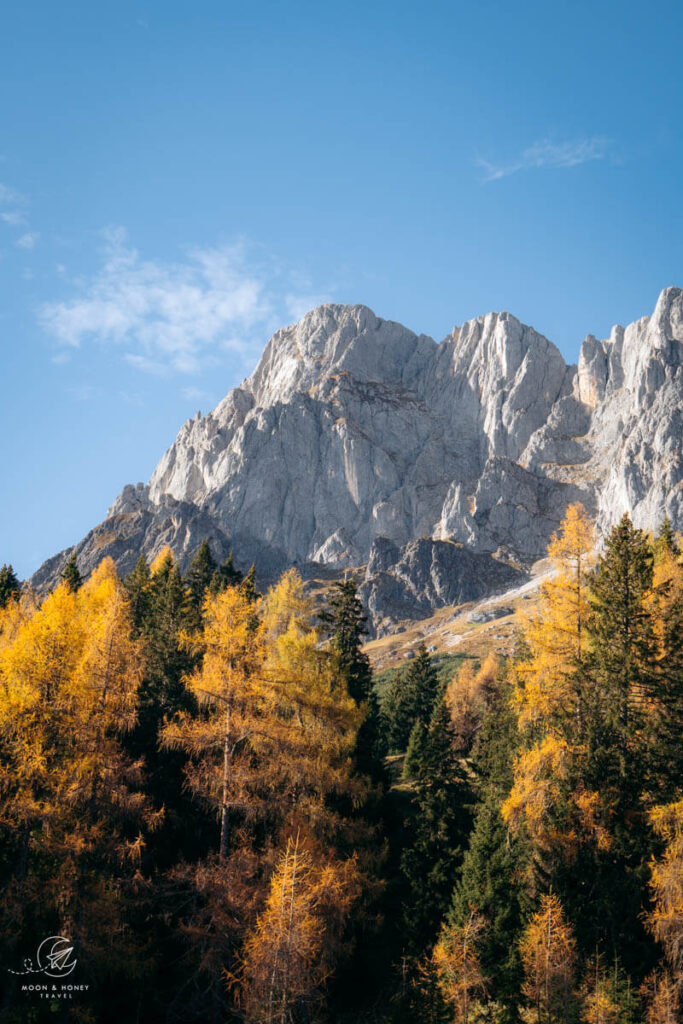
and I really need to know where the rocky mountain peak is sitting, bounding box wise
[245,303,435,407]
[34,289,682,635]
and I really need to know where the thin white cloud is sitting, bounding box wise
[478,137,611,182]
[1,211,26,226]
[124,353,170,376]
[40,228,335,375]
[0,183,25,206]
[16,231,39,249]
[0,181,38,248]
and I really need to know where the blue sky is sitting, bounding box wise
[2,0,682,578]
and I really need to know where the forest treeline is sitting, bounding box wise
[0,505,681,1023]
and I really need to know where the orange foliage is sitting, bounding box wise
[515,503,594,736]
[234,832,360,1023]
[519,893,576,1022]
[429,910,488,1023]
[446,652,499,750]
[647,801,683,989]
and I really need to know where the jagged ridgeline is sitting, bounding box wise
[32,288,682,630]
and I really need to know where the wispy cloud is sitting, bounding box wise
[478,137,611,182]
[0,183,25,206]
[40,228,334,375]
[16,231,39,249]
[0,180,39,247]
[1,210,26,226]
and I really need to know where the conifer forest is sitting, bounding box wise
[0,505,682,1023]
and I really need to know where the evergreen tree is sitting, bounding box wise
[386,643,441,752]
[585,514,657,792]
[387,643,440,757]
[450,795,524,1016]
[652,545,683,789]
[655,515,679,558]
[560,516,659,970]
[186,539,216,611]
[124,548,202,867]
[401,697,472,951]
[241,564,261,603]
[60,550,83,591]
[403,717,428,780]
[211,551,243,593]
[503,511,662,976]
[0,564,20,608]
[450,671,527,1015]
[320,576,385,779]
[382,664,414,753]
[123,553,151,629]
[321,577,372,703]
[410,643,441,725]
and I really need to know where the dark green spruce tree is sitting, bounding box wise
[321,576,385,780]
[585,514,657,790]
[210,551,243,593]
[400,696,472,953]
[124,551,207,868]
[60,550,83,591]
[185,539,216,613]
[124,554,152,629]
[449,669,527,1018]
[654,514,679,558]
[654,526,683,790]
[321,577,387,1018]
[0,564,20,608]
[385,643,441,753]
[561,515,659,972]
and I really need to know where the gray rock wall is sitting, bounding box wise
[33,289,683,614]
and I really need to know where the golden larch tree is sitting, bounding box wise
[236,831,360,1024]
[429,909,488,1024]
[643,799,683,1018]
[519,893,576,1023]
[162,582,264,861]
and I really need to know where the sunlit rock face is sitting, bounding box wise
[33,289,683,620]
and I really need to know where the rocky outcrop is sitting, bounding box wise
[34,289,683,626]
[360,538,525,637]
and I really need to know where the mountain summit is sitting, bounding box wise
[33,289,683,622]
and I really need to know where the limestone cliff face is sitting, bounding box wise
[33,289,683,620]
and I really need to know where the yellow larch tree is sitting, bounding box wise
[0,579,84,889]
[579,956,621,1024]
[162,582,264,861]
[258,569,365,842]
[519,893,576,1024]
[429,909,488,1024]
[503,504,606,876]
[161,569,367,1020]
[641,972,680,1024]
[236,831,361,1024]
[515,502,595,737]
[643,799,683,1019]
[0,558,154,984]
[647,538,683,789]
[446,652,500,752]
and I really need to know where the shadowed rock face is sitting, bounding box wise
[360,539,526,637]
[33,289,683,625]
